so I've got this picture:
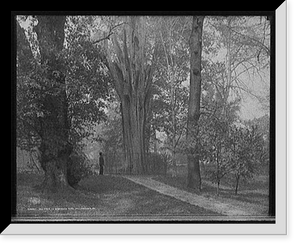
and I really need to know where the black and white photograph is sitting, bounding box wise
[7,7,288,235]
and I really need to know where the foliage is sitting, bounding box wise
[230,125,267,173]
[245,114,269,154]
[64,16,112,144]
[199,117,233,188]
[146,152,170,175]
[67,148,92,187]
[16,74,42,151]
[228,124,267,194]
[196,110,267,194]
[150,83,189,153]
[16,16,111,152]
[149,16,190,156]
[96,100,123,154]
[205,16,270,113]
[16,18,43,151]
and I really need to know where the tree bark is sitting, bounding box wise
[217,180,220,196]
[186,16,205,190]
[34,16,71,192]
[104,17,155,174]
[120,93,147,174]
[235,173,240,195]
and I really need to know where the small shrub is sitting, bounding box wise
[67,151,91,188]
[146,152,170,175]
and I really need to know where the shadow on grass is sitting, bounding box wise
[152,175,269,207]
[79,175,148,194]
[17,173,153,210]
[17,173,99,210]
[17,173,221,218]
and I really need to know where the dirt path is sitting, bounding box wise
[123,176,267,216]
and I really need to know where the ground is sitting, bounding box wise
[15,171,270,221]
[16,173,218,221]
[124,175,268,217]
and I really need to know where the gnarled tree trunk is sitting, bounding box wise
[104,17,155,174]
[186,16,205,190]
[34,16,71,192]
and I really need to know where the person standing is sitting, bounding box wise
[99,152,104,175]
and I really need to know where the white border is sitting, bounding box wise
[274,0,287,236]
[4,4,287,234]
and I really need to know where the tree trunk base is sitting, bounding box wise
[38,160,73,194]
[187,180,201,191]
[187,155,202,191]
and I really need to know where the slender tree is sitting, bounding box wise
[186,16,205,190]
[154,17,190,167]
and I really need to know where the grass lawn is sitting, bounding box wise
[16,172,220,221]
[152,173,269,215]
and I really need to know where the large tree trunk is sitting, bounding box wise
[120,94,147,174]
[186,16,205,190]
[34,16,71,192]
[104,17,155,174]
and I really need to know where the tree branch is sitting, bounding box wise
[92,22,127,44]
[231,29,270,56]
